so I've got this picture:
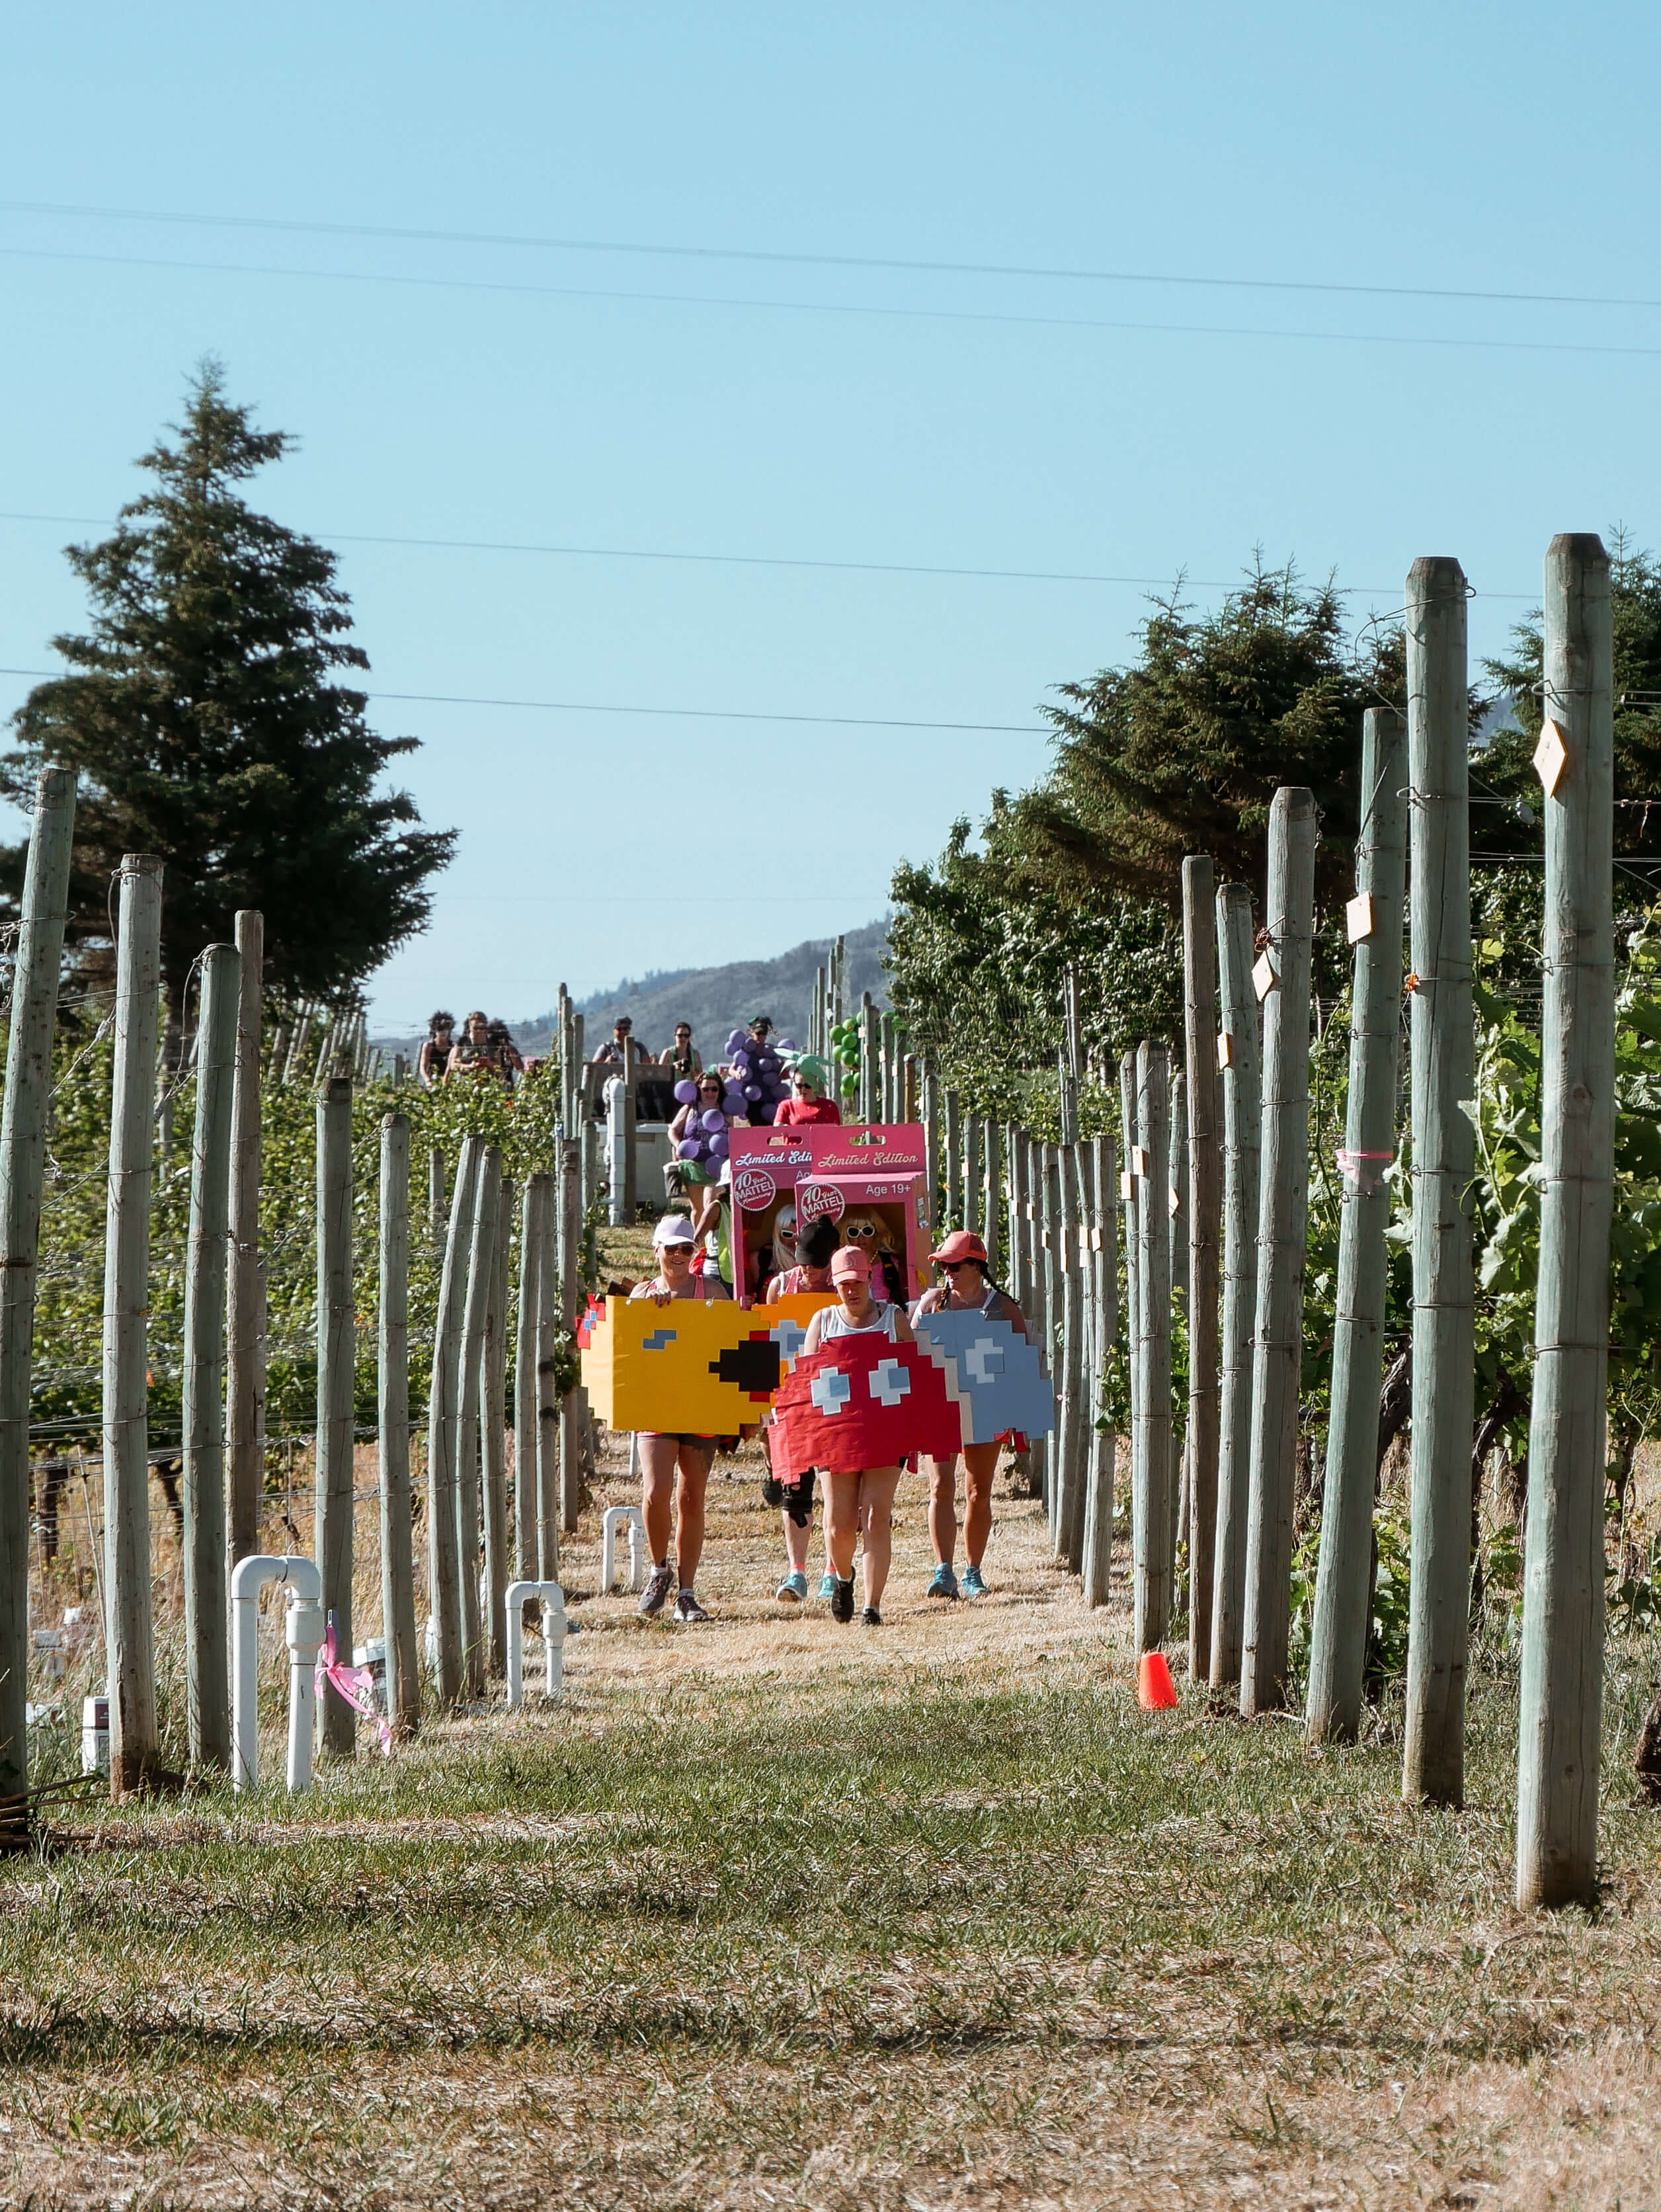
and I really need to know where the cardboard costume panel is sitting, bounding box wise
[729,1123,932,1305]
[911,1309,1056,1445]
[770,1332,963,1479]
[581,1293,834,1433]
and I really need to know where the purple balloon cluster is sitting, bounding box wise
[672,1074,745,1167]
[723,1030,794,1126]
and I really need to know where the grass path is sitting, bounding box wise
[3,1367,1659,2204]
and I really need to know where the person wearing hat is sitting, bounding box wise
[913,1230,1028,1600]
[591,1012,643,1065]
[626,1212,731,1623]
[799,1244,916,1627]
[774,1054,841,1127]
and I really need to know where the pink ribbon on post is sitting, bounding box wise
[1336,1147,1393,1194]
[315,1612,393,1756]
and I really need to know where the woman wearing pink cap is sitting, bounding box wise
[799,1243,916,1625]
[913,1230,1028,1600]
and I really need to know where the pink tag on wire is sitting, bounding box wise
[316,1614,393,1755]
[1336,1148,1393,1193]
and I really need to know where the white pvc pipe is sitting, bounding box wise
[600,1504,647,1594]
[504,1580,567,1707]
[230,1553,323,1793]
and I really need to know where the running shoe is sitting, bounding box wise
[672,1587,709,1624]
[777,1570,809,1604]
[862,1606,882,1628]
[961,1564,988,1599]
[926,1561,959,1601]
[817,1572,838,1603]
[831,1577,856,1623]
[638,1563,674,1616]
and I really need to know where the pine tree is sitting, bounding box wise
[1,362,455,1017]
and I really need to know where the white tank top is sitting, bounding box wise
[819,1299,899,1343]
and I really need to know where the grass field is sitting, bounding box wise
[4,1241,1660,2206]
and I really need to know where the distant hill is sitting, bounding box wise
[376,920,891,1061]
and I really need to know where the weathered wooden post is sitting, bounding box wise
[428,1147,444,1239]
[921,1059,940,1219]
[1240,789,1317,1715]
[1307,709,1408,1742]
[315,1071,356,1758]
[944,1088,962,1228]
[105,855,163,1797]
[226,909,264,1567]
[557,1138,581,1537]
[428,1134,481,1703]
[458,1149,501,1696]
[1118,1052,1141,1563]
[1517,535,1615,1908]
[861,993,879,1125]
[482,1177,512,1674]
[182,942,239,1772]
[0,767,75,1819]
[531,1170,561,1575]
[1081,1129,1119,1607]
[964,1114,982,1242]
[514,1178,542,1584]
[984,1119,1002,1274]
[1182,858,1222,1680]
[1133,1043,1173,1650]
[1168,1067,1189,1596]
[1055,1143,1083,1567]
[1211,884,1261,1688]
[1402,558,1475,1808]
[378,1112,420,1735]
[903,1050,918,1126]
[620,1036,638,1219]
[1007,1128,1029,1312]
[1037,1144,1062,1535]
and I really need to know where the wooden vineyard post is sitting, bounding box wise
[0,766,75,1819]
[1037,1145,1062,1539]
[1182,857,1222,1680]
[1211,884,1261,1688]
[921,1060,940,1222]
[458,1150,501,1698]
[531,1170,560,1577]
[428,1135,481,1703]
[105,856,163,1797]
[1168,1068,1189,1595]
[1007,1130,1029,1312]
[226,909,264,1567]
[482,1178,512,1674]
[860,994,878,1126]
[1055,1143,1082,1567]
[1307,709,1408,1742]
[514,1177,543,1585]
[903,1051,918,1126]
[964,1114,982,1243]
[315,1073,356,1759]
[1240,789,1317,1716]
[428,1146,445,1240]
[1082,1129,1119,1608]
[556,1139,581,1537]
[378,1113,420,1736]
[944,1090,962,1229]
[1133,1043,1173,1651]
[1517,535,1615,1908]
[1402,558,1475,1808]
[182,942,239,1772]
[1118,1052,1141,1571]
[619,1038,638,1221]
[984,1119,1002,1274]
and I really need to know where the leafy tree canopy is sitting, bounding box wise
[2,362,455,1015]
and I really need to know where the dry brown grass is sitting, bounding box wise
[5,1237,1660,2207]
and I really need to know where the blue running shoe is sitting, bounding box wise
[777,1569,809,1604]
[961,1564,988,1599]
[817,1571,838,1603]
[926,1561,959,1600]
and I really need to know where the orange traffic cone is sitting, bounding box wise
[1137,1652,1178,1710]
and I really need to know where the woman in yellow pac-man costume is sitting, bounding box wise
[625,1215,729,1624]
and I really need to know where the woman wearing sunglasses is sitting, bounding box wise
[799,1245,916,1626]
[670,1071,741,1228]
[913,1230,1028,1600]
[628,1213,731,1623]
[773,1054,842,1126]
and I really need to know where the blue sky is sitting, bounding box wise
[3,4,1657,1031]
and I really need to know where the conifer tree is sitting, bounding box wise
[1,362,454,1018]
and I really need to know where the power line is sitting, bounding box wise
[0,667,1045,735]
[0,511,1533,603]
[6,239,1661,366]
[5,195,1660,316]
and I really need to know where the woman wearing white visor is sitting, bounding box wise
[628,1212,730,1622]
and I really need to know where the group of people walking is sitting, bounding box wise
[419,1009,526,1090]
[625,1216,1026,1629]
